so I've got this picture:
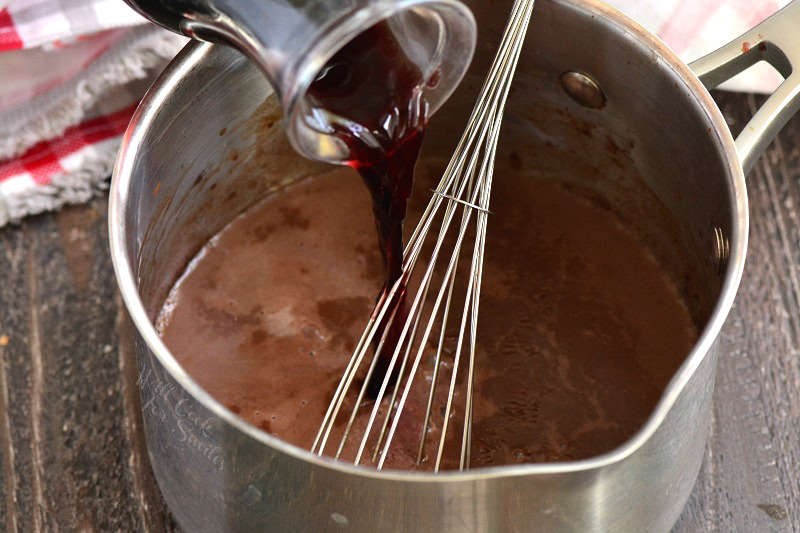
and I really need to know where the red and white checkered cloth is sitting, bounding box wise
[0,0,143,51]
[0,1,791,226]
[0,0,186,226]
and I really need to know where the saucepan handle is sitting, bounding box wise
[689,0,800,174]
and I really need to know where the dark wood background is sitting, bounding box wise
[0,92,797,532]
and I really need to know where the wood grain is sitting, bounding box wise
[1,219,37,532]
[0,201,175,531]
[673,93,800,533]
[0,92,798,531]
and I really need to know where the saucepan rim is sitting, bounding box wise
[109,0,747,482]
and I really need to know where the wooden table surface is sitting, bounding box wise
[0,91,798,532]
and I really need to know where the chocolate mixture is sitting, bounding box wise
[156,160,698,470]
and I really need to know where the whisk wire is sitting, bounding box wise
[460,0,535,469]
[364,146,484,466]
[314,0,535,471]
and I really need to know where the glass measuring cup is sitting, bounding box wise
[124,0,477,164]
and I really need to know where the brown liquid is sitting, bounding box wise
[157,162,698,470]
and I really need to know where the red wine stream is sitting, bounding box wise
[306,21,431,397]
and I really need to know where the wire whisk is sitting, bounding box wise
[312,0,535,471]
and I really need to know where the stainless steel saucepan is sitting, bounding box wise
[109,0,800,530]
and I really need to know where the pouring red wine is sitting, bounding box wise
[305,20,437,396]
